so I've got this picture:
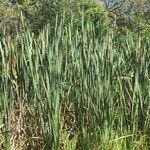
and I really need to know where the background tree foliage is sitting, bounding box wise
[0,0,150,37]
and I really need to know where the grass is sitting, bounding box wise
[0,16,150,149]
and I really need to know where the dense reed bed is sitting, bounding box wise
[0,18,150,149]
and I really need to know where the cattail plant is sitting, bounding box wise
[0,15,149,149]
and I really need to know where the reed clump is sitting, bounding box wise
[0,16,150,149]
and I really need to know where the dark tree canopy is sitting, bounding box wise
[0,0,150,36]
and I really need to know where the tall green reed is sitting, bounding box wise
[0,15,149,149]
